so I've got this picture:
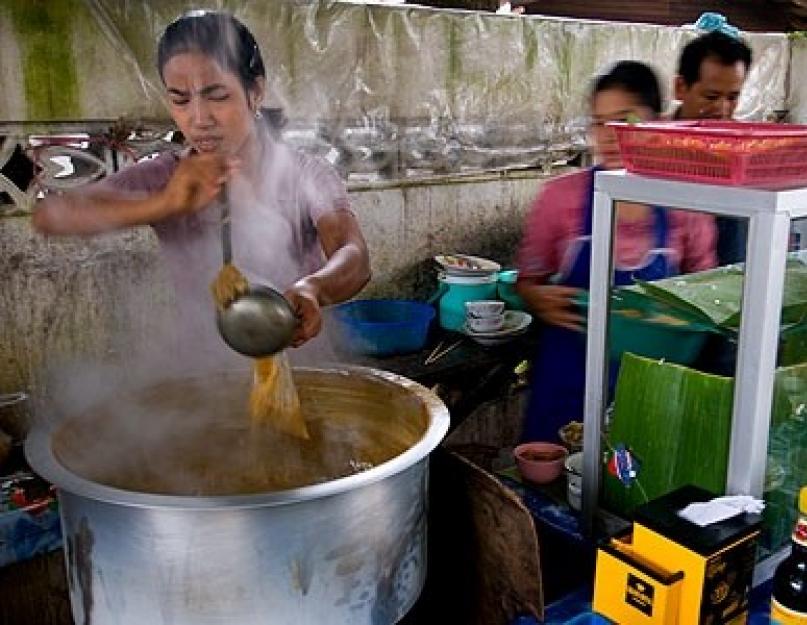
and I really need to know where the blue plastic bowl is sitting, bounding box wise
[331,299,436,357]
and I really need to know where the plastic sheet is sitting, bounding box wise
[0,1,792,180]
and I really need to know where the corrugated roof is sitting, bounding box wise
[519,0,789,31]
[419,0,790,31]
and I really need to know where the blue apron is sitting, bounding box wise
[522,168,679,443]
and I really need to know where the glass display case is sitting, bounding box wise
[583,170,807,582]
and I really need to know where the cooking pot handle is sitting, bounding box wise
[0,392,28,409]
[427,283,448,306]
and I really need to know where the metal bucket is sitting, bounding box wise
[26,367,449,625]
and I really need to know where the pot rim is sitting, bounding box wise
[25,365,449,511]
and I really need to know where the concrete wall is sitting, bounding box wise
[0,170,548,400]
[789,37,807,123]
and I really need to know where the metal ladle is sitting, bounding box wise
[215,199,298,357]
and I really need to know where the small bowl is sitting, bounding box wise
[467,314,504,333]
[465,300,506,318]
[514,442,568,485]
[558,421,584,453]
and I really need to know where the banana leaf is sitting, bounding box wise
[632,256,807,329]
[603,353,807,553]
[602,354,735,515]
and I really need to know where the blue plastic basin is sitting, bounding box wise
[331,299,436,357]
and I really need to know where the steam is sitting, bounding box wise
[35,123,355,495]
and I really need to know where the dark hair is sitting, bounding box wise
[590,60,663,115]
[677,32,752,87]
[157,10,266,93]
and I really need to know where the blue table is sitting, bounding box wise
[511,581,774,624]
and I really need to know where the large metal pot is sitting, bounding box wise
[26,367,449,625]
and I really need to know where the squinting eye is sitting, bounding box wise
[170,99,189,106]
[208,92,230,102]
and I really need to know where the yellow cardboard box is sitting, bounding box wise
[593,486,761,625]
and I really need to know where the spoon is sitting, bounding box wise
[215,197,298,357]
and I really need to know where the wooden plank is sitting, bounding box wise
[0,550,73,625]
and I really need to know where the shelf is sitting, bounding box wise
[595,171,807,218]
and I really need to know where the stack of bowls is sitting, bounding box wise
[433,254,501,331]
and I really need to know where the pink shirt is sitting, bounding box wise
[98,136,351,298]
[97,135,351,365]
[517,169,717,280]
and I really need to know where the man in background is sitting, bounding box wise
[674,31,753,264]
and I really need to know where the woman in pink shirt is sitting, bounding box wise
[517,61,716,442]
[33,11,370,356]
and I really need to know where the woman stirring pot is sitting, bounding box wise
[33,10,371,357]
[516,61,716,443]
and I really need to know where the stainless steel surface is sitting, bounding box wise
[582,187,615,536]
[26,366,450,625]
[216,285,298,357]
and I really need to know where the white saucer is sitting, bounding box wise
[463,311,532,345]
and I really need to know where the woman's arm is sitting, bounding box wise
[284,211,371,346]
[33,153,235,236]
[515,178,584,331]
[33,187,174,236]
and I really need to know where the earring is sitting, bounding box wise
[254,109,263,120]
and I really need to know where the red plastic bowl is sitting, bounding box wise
[514,442,569,485]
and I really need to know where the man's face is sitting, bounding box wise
[675,57,748,120]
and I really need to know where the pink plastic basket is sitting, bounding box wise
[610,121,807,187]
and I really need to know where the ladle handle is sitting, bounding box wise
[221,193,232,265]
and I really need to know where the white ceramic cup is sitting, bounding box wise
[465,300,505,318]
[565,451,583,511]
[467,314,504,333]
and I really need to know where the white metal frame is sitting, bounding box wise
[582,171,807,552]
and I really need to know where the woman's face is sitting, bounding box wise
[590,88,655,170]
[162,51,263,157]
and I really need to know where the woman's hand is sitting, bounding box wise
[517,282,584,332]
[283,280,322,347]
[160,154,239,218]
[279,211,370,349]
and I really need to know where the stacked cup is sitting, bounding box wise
[464,300,505,333]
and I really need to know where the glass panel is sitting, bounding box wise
[598,210,748,519]
[762,215,807,557]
